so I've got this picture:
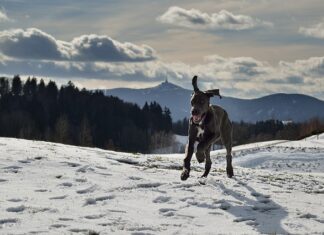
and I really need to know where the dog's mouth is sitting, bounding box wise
[192,113,205,124]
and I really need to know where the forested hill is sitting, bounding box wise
[102,80,324,122]
[0,76,172,152]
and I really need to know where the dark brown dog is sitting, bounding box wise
[181,76,234,181]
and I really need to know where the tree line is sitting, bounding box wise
[173,117,324,146]
[0,76,172,153]
[1,75,322,153]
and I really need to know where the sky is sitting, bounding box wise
[0,0,323,99]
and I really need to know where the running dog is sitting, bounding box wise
[181,76,234,181]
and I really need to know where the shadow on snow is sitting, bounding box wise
[210,178,288,234]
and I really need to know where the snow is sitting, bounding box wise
[0,134,324,234]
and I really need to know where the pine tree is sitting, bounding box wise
[11,75,22,96]
[54,115,70,144]
[79,116,93,147]
[46,80,58,100]
[0,77,9,97]
[38,79,46,95]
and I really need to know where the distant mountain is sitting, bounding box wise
[101,80,324,123]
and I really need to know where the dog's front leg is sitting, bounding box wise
[196,134,219,178]
[181,124,197,181]
[181,139,195,181]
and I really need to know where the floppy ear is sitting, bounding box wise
[205,89,222,99]
[192,75,199,92]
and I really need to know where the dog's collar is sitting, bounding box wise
[199,113,207,125]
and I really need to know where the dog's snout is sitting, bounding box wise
[191,109,199,115]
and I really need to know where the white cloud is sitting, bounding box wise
[0,28,156,62]
[70,34,155,62]
[279,56,324,77]
[0,28,70,60]
[299,21,324,39]
[0,8,9,22]
[0,53,323,99]
[157,6,272,31]
[0,28,321,99]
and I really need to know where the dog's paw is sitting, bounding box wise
[181,169,190,181]
[226,166,234,178]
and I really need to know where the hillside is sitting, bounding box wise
[103,81,324,122]
[0,77,173,153]
[103,81,190,122]
[0,135,324,234]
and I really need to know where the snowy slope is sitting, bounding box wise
[0,135,324,234]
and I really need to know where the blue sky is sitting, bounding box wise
[0,0,323,99]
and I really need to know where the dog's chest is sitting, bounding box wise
[196,126,205,141]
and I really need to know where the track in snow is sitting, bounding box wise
[0,135,323,234]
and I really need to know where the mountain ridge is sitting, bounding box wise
[102,81,324,123]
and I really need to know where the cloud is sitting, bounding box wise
[0,28,156,62]
[157,6,272,31]
[0,53,323,99]
[268,76,304,84]
[278,57,324,76]
[0,8,9,22]
[70,34,155,62]
[0,28,70,60]
[299,21,324,39]
[204,55,270,76]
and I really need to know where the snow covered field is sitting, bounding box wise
[0,134,323,234]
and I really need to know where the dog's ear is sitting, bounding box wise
[205,89,222,99]
[192,75,199,92]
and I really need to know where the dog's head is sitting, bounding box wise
[190,75,221,124]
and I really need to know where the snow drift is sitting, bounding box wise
[0,134,323,234]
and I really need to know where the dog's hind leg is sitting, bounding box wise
[201,146,212,178]
[225,147,234,178]
[221,116,234,178]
